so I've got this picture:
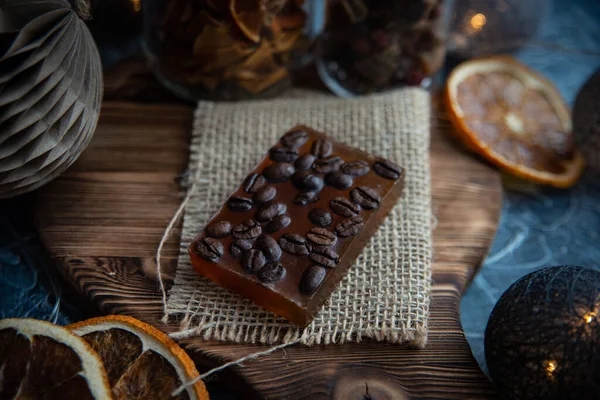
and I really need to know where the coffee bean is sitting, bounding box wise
[243,249,266,273]
[263,163,294,182]
[308,208,332,227]
[253,185,276,203]
[330,197,360,217]
[341,160,370,177]
[230,239,252,259]
[309,246,339,268]
[255,201,286,222]
[311,138,333,158]
[351,186,381,209]
[195,237,223,261]
[279,233,310,255]
[325,171,353,189]
[313,156,344,174]
[335,216,364,237]
[227,196,253,212]
[281,129,309,148]
[243,173,266,193]
[293,171,324,192]
[306,227,337,246]
[295,154,315,171]
[205,220,231,238]
[270,147,299,163]
[373,160,403,180]
[300,265,327,294]
[264,214,291,233]
[293,191,319,206]
[257,262,285,283]
[232,219,262,240]
[256,235,282,261]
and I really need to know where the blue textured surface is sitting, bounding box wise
[1,0,600,389]
[459,0,600,375]
[0,198,85,324]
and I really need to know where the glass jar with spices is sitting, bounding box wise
[317,0,452,97]
[143,0,318,101]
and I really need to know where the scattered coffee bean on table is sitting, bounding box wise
[189,125,404,327]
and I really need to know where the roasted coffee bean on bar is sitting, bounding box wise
[189,126,405,327]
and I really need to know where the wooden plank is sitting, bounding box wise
[33,98,501,399]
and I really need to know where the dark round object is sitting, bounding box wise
[485,265,600,400]
[573,68,600,173]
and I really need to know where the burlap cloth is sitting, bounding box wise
[166,89,432,348]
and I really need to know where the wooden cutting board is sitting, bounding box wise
[33,94,502,399]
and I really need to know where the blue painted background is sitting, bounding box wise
[1,0,599,388]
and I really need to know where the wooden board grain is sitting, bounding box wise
[33,98,502,399]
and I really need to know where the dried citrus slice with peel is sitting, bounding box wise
[69,315,209,400]
[445,56,585,188]
[0,318,112,399]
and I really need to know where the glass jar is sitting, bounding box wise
[317,0,452,97]
[447,0,548,59]
[142,0,319,101]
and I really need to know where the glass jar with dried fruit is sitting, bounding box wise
[143,0,318,101]
[316,0,452,97]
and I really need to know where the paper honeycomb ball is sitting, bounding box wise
[485,266,600,400]
[0,0,102,198]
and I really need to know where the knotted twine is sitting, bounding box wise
[156,89,433,392]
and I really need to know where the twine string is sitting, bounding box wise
[171,340,300,397]
[156,181,198,323]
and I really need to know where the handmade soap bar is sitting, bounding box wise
[189,126,405,326]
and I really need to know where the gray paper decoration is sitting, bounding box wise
[0,0,102,198]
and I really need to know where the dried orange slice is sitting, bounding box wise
[230,0,265,44]
[445,56,585,188]
[0,318,112,399]
[69,315,209,400]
